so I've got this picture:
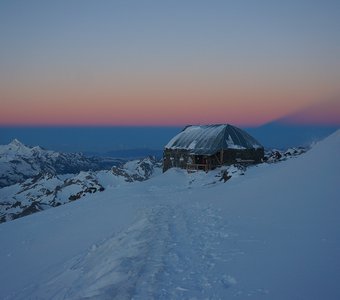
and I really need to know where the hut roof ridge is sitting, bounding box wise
[165,124,263,154]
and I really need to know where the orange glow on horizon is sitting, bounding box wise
[1,72,339,127]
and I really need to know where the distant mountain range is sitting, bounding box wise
[0,139,124,188]
[0,156,161,223]
[0,139,162,223]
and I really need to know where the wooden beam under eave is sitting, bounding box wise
[220,149,224,165]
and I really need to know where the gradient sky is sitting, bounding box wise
[1,0,339,126]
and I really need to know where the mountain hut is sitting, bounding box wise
[163,124,264,172]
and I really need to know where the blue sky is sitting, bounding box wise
[1,0,339,126]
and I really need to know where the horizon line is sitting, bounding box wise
[0,121,339,128]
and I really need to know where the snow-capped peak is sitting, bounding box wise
[0,139,32,157]
[10,138,23,146]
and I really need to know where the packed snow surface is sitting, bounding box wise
[0,131,339,299]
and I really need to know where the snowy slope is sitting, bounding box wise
[0,131,339,299]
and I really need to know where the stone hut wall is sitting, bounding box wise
[163,147,264,172]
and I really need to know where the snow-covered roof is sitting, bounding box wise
[165,124,263,155]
